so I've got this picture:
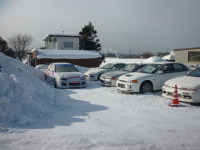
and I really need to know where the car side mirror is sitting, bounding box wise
[158,70,163,74]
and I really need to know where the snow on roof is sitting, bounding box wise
[36,49,102,59]
[43,34,82,40]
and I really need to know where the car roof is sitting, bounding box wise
[50,62,73,65]
[146,62,183,65]
[109,62,126,64]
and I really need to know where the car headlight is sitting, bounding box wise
[127,80,138,83]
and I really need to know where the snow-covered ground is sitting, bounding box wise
[0,53,200,150]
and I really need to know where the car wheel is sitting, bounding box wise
[53,79,57,88]
[44,74,47,80]
[140,81,153,93]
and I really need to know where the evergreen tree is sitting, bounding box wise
[0,36,15,58]
[79,22,102,51]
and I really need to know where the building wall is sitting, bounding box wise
[57,37,79,50]
[175,50,188,63]
[35,58,103,68]
[175,48,200,67]
[45,37,57,49]
[45,36,80,50]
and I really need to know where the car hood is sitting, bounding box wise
[165,76,200,88]
[85,68,107,75]
[102,70,127,77]
[55,72,83,78]
[119,72,153,80]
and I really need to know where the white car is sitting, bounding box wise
[116,62,192,93]
[162,67,200,104]
[45,63,86,88]
[100,63,147,87]
[84,63,126,81]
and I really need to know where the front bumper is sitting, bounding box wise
[162,86,200,103]
[116,80,140,93]
[100,78,117,87]
[56,79,86,88]
[85,74,96,81]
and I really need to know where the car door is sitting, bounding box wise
[172,63,189,78]
[154,64,175,90]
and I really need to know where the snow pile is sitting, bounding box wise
[143,56,166,63]
[162,51,175,61]
[0,53,67,125]
[100,57,146,67]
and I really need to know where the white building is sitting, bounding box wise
[174,47,200,67]
[43,34,81,50]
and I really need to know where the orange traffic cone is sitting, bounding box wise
[169,85,181,107]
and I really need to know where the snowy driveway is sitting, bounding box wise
[1,81,200,150]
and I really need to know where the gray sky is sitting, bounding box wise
[0,0,200,54]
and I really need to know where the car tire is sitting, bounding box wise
[53,79,57,88]
[140,81,153,93]
[44,74,47,80]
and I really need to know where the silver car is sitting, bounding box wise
[84,63,127,81]
[100,63,147,87]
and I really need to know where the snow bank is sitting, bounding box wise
[143,56,166,63]
[101,56,165,67]
[162,51,175,61]
[99,57,146,67]
[0,53,68,126]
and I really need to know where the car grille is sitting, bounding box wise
[118,83,125,88]
[163,91,182,98]
[119,80,126,83]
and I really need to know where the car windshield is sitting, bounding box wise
[138,64,162,74]
[55,64,78,72]
[100,63,114,69]
[187,68,200,77]
[123,64,136,72]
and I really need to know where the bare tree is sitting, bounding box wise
[8,33,33,61]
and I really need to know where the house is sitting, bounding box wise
[27,34,104,68]
[174,47,200,67]
[43,34,81,50]
[31,49,104,68]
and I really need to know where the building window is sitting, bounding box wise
[53,38,57,43]
[63,42,73,48]
[188,51,200,62]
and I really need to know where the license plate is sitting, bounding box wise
[70,81,79,83]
